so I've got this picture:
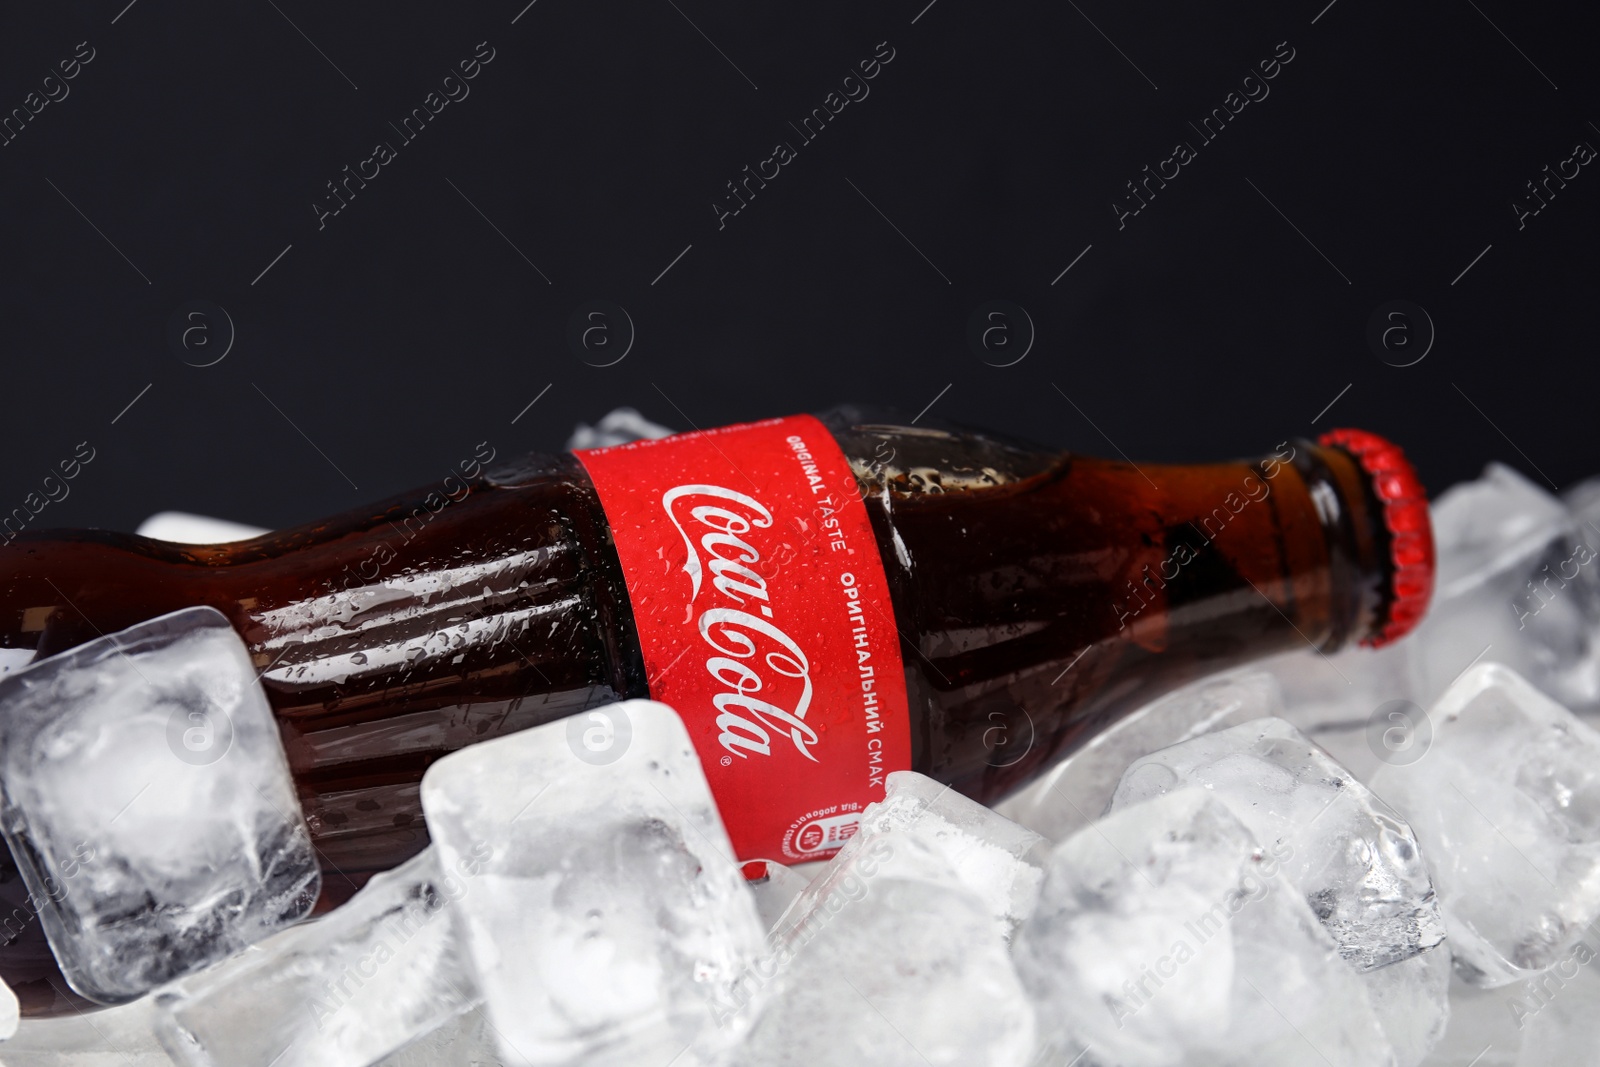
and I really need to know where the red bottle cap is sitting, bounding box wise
[1317,428,1434,648]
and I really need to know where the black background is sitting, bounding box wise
[1,0,1594,534]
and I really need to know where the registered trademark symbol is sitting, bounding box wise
[721,755,732,766]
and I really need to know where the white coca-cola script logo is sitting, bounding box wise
[663,484,818,762]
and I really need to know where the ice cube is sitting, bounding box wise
[1509,943,1600,1066]
[1013,790,1394,1067]
[1563,471,1600,521]
[740,859,812,934]
[373,1006,507,1066]
[155,846,478,1067]
[0,973,15,1040]
[1436,464,1576,588]
[0,607,319,1004]
[1109,717,1445,971]
[0,646,35,678]
[1254,638,1430,785]
[419,699,766,1067]
[564,407,675,450]
[0,993,173,1064]
[1364,946,1452,1067]
[807,771,1048,940]
[1412,464,1600,717]
[996,672,1284,843]
[738,830,1035,1067]
[1564,471,1600,537]
[1107,717,1449,1062]
[1370,663,1600,986]
[1415,975,1527,1066]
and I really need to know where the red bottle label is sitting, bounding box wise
[575,415,912,862]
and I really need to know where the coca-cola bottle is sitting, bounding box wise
[0,408,1432,1014]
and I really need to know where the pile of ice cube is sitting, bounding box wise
[1,457,1599,1066]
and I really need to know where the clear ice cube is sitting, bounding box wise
[0,646,35,679]
[156,846,478,1067]
[564,407,675,451]
[811,771,1049,940]
[1371,663,1600,987]
[1109,717,1445,971]
[0,973,15,1040]
[373,1006,507,1067]
[0,607,319,1003]
[1436,464,1579,589]
[1509,946,1600,1067]
[996,672,1284,843]
[0,992,173,1064]
[1414,464,1600,717]
[739,830,1036,1067]
[1415,975,1527,1066]
[419,699,766,1067]
[1254,638,1431,785]
[1013,790,1394,1067]
[741,859,812,934]
[1363,945,1452,1067]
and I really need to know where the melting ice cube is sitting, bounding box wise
[741,830,1036,1067]
[156,846,478,1067]
[1372,662,1600,987]
[420,699,766,1067]
[0,607,319,1003]
[1109,717,1445,971]
[1013,790,1395,1067]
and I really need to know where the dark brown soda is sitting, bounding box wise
[0,408,1394,1014]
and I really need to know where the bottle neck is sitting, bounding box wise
[1087,438,1394,661]
[843,427,1397,663]
[831,420,1401,796]
[1288,438,1394,651]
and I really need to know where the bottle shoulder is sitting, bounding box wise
[814,407,1068,499]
